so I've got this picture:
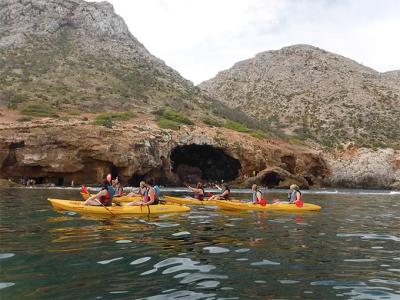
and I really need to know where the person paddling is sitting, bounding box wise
[208,183,230,200]
[186,182,205,200]
[251,184,263,203]
[84,174,116,206]
[126,181,159,206]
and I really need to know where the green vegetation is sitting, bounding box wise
[203,117,223,127]
[157,108,194,125]
[222,119,268,140]
[283,134,305,145]
[92,111,135,126]
[155,108,194,130]
[20,103,57,117]
[250,130,268,139]
[223,120,251,133]
[156,118,180,130]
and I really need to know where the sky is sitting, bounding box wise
[89,0,400,84]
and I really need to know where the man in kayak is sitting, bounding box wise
[186,182,205,200]
[127,181,146,197]
[84,174,116,206]
[208,183,230,200]
[126,181,159,206]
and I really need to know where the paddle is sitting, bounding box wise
[84,187,115,217]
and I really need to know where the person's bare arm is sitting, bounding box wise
[146,189,156,205]
[221,190,229,197]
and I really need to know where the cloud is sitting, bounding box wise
[88,0,400,84]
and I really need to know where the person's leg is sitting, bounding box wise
[84,190,107,205]
[84,198,102,206]
[126,201,142,206]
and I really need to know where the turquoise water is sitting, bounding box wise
[0,188,399,299]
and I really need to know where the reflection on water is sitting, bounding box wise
[0,188,399,299]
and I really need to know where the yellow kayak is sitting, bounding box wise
[163,195,221,206]
[48,198,190,215]
[215,200,321,212]
[80,192,142,203]
[163,196,241,207]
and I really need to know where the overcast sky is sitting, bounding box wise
[89,0,400,84]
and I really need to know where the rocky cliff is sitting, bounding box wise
[199,45,400,149]
[0,118,329,188]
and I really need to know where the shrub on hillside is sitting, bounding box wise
[20,103,57,117]
[92,111,135,126]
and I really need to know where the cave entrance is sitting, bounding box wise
[128,174,146,186]
[260,171,283,188]
[170,144,241,183]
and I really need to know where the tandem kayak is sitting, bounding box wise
[80,192,142,203]
[48,198,190,215]
[215,200,321,212]
[163,196,220,206]
[163,196,241,207]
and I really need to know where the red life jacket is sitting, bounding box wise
[290,191,303,207]
[100,191,112,206]
[195,188,205,201]
[143,187,159,205]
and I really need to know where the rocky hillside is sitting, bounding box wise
[199,45,400,149]
[0,0,217,117]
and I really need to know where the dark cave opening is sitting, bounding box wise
[128,174,146,187]
[260,171,283,188]
[170,144,241,183]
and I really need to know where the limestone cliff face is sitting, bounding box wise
[199,45,400,149]
[0,120,329,188]
[324,145,400,189]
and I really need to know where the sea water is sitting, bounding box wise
[0,188,399,299]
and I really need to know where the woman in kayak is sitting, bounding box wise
[251,184,263,203]
[288,184,303,206]
[126,181,159,206]
[272,184,303,205]
[127,181,146,197]
[186,182,205,200]
[208,183,230,200]
[84,174,116,206]
[114,177,124,197]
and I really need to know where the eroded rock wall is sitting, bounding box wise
[0,121,330,188]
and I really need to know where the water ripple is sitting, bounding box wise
[0,282,15,289]
[203,246,230,254]
[250,259,280,266]
[130,257,152,265]
[0,253,15,260]
[97,257,123,265]
[337,233,400,242]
